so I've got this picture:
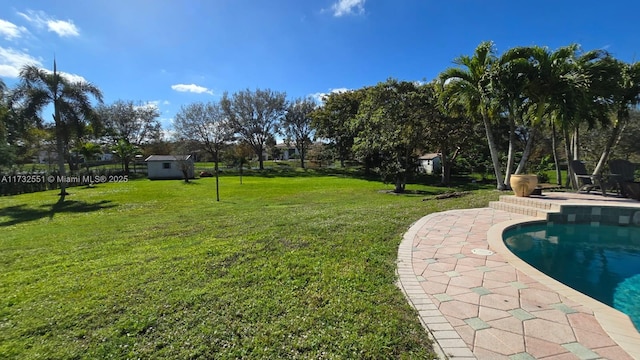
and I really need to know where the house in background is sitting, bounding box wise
[99,153,114,162]
[35,150,58,164]
[274,143,299,160]
[145,155,194,180]
[418,153,441,175]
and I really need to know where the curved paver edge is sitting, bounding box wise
[397,211,478,360]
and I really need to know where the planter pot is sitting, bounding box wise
[510,174,539,197]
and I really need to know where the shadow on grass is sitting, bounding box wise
[216,167,496,188]
[0,199,117,227]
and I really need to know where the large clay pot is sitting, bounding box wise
[510,174,539,197]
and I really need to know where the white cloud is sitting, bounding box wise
[135,100,169,112]
[0,46,42,77]
[310,87,350,103]
[62,72,84,83]
[171,83,213,95]
[134,100,163,112]
[0,19,28,40]
[160,118,175,140]
[39,67,86,83]
[0,46,87,83]
[17,10,79,37]
[46,19,79,37]
[331,0,366,17]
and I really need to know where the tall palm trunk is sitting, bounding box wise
[563,125,578,189]
[572,126,580,161]
[515,127,535,174]
[504,116,516,188]
[53,101,68,199]
[551,122,562,185]
[593,112,625,175]
[482,113,505,190]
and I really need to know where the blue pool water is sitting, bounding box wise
[503,223,640,331]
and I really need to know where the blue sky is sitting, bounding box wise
[1,0,639,134]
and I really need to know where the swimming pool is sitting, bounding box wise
[503,222,640,331]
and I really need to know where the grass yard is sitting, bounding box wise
[0,173,499,359]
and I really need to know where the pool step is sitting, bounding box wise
[489,195,562,218]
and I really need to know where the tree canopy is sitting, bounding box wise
[282,97,317,169]
[13,62,103,199]
[221,88,287,170]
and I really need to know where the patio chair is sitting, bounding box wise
[569,160,606,196]
[609,159,639,199]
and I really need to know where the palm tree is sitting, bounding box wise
[552,49,613,187]
[440,41,506,190]
[589,59,640,175]
[111,139,139,174]
[500,45,585,187]
[14,60,103,200]
[493,49,535,180]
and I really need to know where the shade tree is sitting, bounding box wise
[173,101,234,201]
[427,81,474,185]
[309,89,365,167]
[97,100,161,146]
[353,79,430,193]
[282,97,317,169]
[220,88,287,170]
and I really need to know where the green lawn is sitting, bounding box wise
[0,173,499,359]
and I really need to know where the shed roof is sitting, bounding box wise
[418,153,441,160]
[145,155,192,162]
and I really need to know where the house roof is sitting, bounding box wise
[145,155,192,162]
[419,153,441,160]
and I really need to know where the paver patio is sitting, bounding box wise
[397,192,640,360]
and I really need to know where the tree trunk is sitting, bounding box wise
[53,107,68,200]
[551,123,562,186]
[440,152,448,185]
[593,113,625,176]
[257,145,264,170]
[515,127,536,175]
[214,149,220,202]
[482,113,506,190]
[440,146,461,186]
[504,116,516,188]
[394,176,405,193]
[563,125,577,189]
[299,144,305,169]
[572,126,580,161]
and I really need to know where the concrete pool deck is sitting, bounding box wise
[397,192,640,360]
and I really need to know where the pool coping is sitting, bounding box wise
[487,218,640,358]
[397,194,640,359]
